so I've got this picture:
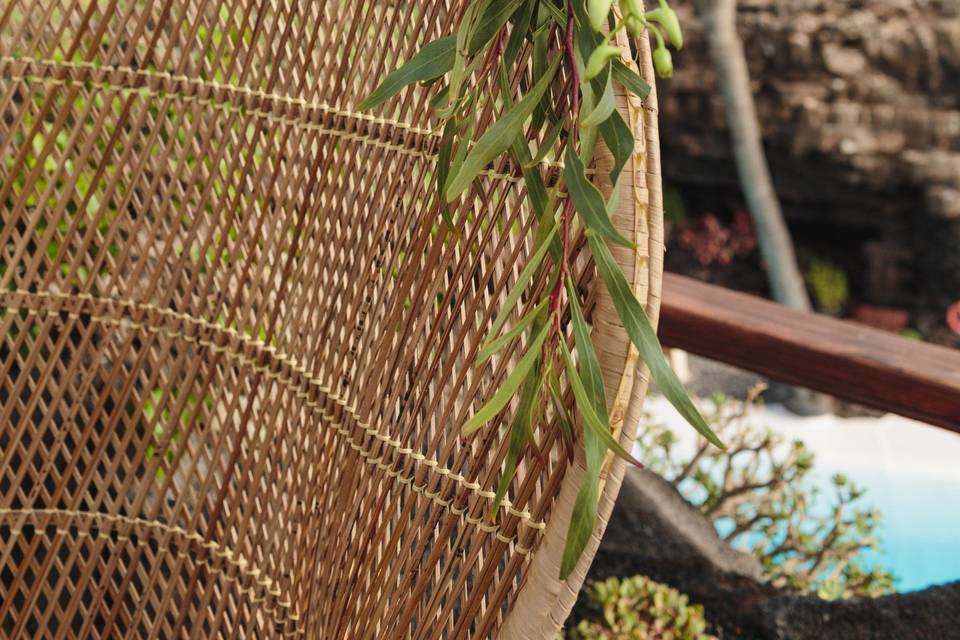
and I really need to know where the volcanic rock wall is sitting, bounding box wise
[658,0,960,307]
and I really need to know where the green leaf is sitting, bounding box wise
[531,11,553,132]
[496,58,551,220]
[560,463,601,580]
[524,118,564,168]
[518,152,551,218]
[490,347,544,521]
[605,173,622,218]
[598,109,634,186]
[429,84,452,110]
[564,145,633,248]
[446,3,487,116]
[547,367,574,448]
[581,68,615,128]
[559,338,605,580]
[540,0,565,24]
[488,224,557,339]
[560,327,644,468]
[477,299,548,364]
[358,36,457,111]
[574,0,604,55]
[469,0,528,56]
[612,59,651,99]
[503,0,536,63]
[448,95,479,197]
[578,69,601,163]
[462,322,550,435]
[446,54,561,201]
[587,234,725,449]
[566,278,608,422]
[437,118,457,230]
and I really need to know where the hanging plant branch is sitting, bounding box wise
[360,0,721,579]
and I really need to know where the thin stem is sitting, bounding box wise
[480,26,507,78]
[549,198,576,334]
[564,1,581,141]
[603,18,627,45]
[551,1,581,337]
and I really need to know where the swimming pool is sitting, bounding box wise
[641,395,960,592]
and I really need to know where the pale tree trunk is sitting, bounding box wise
[694,0,829,414]
[695,0,812,312]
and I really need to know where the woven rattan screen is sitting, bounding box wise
[0,1,662,638]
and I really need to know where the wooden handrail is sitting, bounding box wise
[659,273,960,433]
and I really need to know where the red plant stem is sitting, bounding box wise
[550,2,581,337]
[550,198,576,332]
[481,26,506,77]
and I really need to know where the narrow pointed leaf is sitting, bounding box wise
[547,368,574,448]
[503,0,536,63]
[560,466,601,579]
[358,36,457,111]
[559,338,605,580]
[462,323,550,435]
[446,55,560,201]
[488,224,557,339]
[587,234,725,449]
[437,118,457,229]
[559,338,644,467]
[477,299,548,365]
[517,153,550,219]
[523,119,564,168]
[444,3,486,117]
[565,145,634,248]
[612,59,651,99]
[606,173,622,217]
[574,0,603,54]
[448,99,479,199]
[598,109,633,186]
[430,84,452,110]
[490,354,543,521]
[469,0,527,55]
[581,70,615,128]
[566,278,608,421]
[540,1,565,23]
[531,17,552,131]
[496,58,551,219]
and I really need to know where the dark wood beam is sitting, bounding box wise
[659,273,960,433]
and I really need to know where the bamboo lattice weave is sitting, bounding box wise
[0,1,663,638]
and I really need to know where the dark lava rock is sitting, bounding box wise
[584,468,960,639]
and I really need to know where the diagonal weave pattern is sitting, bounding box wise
[0,1,662,638]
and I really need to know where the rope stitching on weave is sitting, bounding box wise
[0,508,303,636]
[0,290,547,546]
[0,57,572,180]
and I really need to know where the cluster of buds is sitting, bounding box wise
[585,0,684,79]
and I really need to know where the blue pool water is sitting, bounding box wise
[643,396,960,592]
[809,467,960,592]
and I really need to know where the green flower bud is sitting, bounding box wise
[623,0,644,18]
[625,14,644,39]
[585,43,622,80]
[653,45,673,78]
[646,5,683,49]
[588,0,614,32]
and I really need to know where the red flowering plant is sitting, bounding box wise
[678,210,757,267]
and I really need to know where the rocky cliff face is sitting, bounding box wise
[658,0,960,308]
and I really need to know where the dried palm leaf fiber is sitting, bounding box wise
[0,1,662,638]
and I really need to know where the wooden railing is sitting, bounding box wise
[659,273,960,434]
